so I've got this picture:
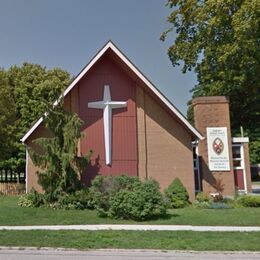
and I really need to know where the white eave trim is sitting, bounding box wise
[21,117,43,143]
[21,41,203,143]
[232,137,249,143]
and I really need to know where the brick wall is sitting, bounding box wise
[193,96,235,196]
[137,86,195,200]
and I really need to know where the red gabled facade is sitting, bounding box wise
[23,41,204,200]
[79,54,138,185]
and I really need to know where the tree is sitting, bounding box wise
[29,100,92,201]
[0,63,71,172]
[161,0,260,163]
[0,69,16,164]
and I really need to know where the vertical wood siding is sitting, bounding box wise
[77,54,137,185]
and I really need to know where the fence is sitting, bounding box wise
[0,168,25,195]
[0,183,25,195]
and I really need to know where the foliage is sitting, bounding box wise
[161,0,260,163]
[236,195,260,207]
[90,175,167,220]
[3,196,260,226]
[193,197,233,209]
[193,200,211,209]
[18,189,94,210]
[0,63,71,172]
[51,190,94,210]
[196,192,212,202]
[0,70,16,164]
[29,100,92,202]
[18,189,45,208]
[164,178,189,208]
[89,175,140,216]
[207,202,233,209]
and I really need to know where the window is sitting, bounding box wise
[192,145,199,169]
[232,145,242,168]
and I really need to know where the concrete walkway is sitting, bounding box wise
[1,224,260,232]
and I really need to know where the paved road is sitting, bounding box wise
[0,248,260,260]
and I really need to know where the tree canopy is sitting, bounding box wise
[161,0,260,163]
[0,63,70,172]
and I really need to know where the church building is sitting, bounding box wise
[21,41,252,200]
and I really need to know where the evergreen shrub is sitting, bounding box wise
[164,178,189,208]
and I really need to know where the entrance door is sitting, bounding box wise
[232,144,247,192]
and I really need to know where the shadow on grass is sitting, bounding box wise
[94,211,180,223]
[139,212,181,223]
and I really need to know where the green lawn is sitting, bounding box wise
[1,196,260,226]
[0,230,259,251]
[1,196,260,251]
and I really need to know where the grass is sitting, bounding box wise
[1,195,260,226]
[1,196,260,251]
[0,230,259,251]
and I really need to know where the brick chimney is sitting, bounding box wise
[192,96,235,196]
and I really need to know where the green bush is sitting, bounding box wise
[193,201,233,209]
[236,195,260,207]
[52,189,93,210]
[208,202,232,209]
[18,189,45,208]
[196,192,212,202]
[193,200,211,209]
[89,175,140,216]
[18,188,93,210]
[164,178,189,208]
[90,175,167,220]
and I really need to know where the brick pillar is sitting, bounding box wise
[192,96,235,196]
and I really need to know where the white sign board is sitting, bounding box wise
[207,127,230,171]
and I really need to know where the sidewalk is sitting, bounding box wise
[1,224,260,232]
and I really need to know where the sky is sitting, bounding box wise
[0,0,197,115]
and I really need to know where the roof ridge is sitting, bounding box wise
[21,41,203,143]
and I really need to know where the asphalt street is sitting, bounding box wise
[0,248,260,260]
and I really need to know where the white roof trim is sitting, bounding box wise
[21,117,43,143]
[21,41,203,143]
[232,137,249,143]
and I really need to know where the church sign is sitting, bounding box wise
[207,127,230,171]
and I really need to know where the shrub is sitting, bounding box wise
[18,188,94,210]
[45,189,94,210]
[236,195,260,207]
[164,178,189,208]
[196,192,212,202]
[193,201,233,209]
[193,200,211,209]
[89,175,140,216]
[90,175,167,220]
[207,202,232,209]
[18,189,45,208]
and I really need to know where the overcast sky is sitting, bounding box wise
[0,0,197,115]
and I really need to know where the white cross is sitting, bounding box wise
[88,85,127,165]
